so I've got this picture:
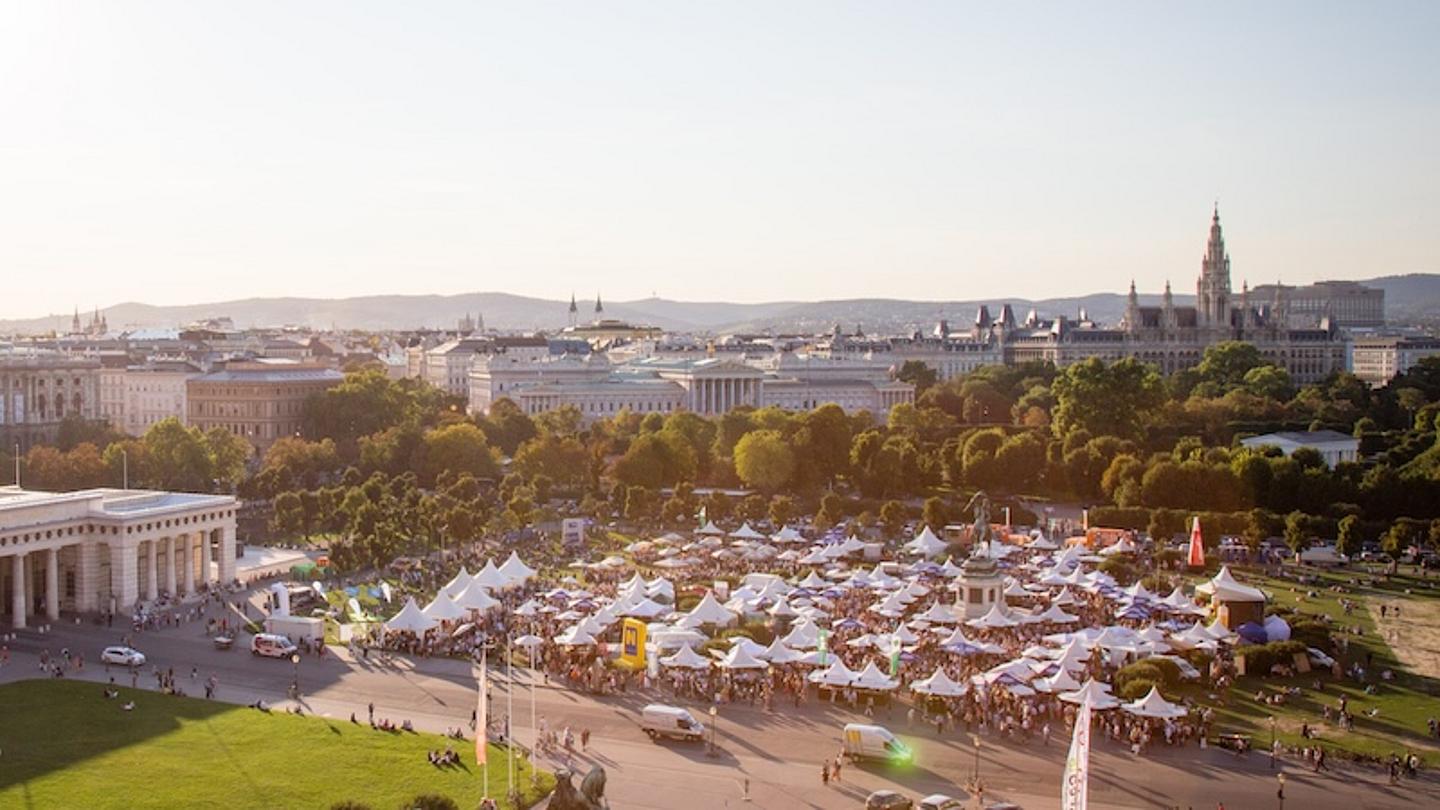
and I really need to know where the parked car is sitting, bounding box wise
[1308,648,1337,669]
[640,704,705,742]
[919,795,964,810]
[865,790,914,810]
[100,646,145,667]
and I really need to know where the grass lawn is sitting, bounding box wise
[1175,564,1440,765]
[0,679,554,810]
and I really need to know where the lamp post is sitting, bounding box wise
[972,734,982,784]
[290,653,300,699]
[1269,715,1277,768]
[1277,771,1286,810]
[708,705,719,757]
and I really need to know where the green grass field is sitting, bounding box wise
[0,680,554,809]
[1177,564,1440,765]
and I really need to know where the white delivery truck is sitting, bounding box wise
[640,704,706,742]
[842,723,913,763]
[251,633,300,659]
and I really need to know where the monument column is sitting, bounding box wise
[10,553,26,628]
[45,547,59,621]
[144,538,158,601]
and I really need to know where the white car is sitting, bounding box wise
[1308,648,1337,669]
[101,646,146,667]
[919,796,964,810]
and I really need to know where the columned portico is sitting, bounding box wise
[164,536,178,597]
[45,547,59,621]
[218,527,236,585]
[201,531,213,587]
[144,539,159,602]
[183,534,196,595]
[112,541,138,610]
[10,553,25,628]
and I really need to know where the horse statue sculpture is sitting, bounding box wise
[549,765,608,810]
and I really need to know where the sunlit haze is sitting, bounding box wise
[2,1,1436,318]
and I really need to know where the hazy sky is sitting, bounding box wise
[2,1,1436,318]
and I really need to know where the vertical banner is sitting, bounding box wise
[1061,700,1092,810]
[1187,516,1206,569]
[817,628,829,666]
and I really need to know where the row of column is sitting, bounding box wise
[693,377,757,414]
[6,528,233,628]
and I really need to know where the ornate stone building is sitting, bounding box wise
[0,351,102,451]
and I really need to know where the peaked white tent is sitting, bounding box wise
[618,597,669,619]
[553,625,597,646]
[808,658,857,686]
[1033,668,1084,694]
[966,603,1019,629]
[422,593,466,622]
[764,642,809,665]
[1123,685,1188,718]
[730,522,766,540]
[384,597,437,634]
[452,580,502,612]
[660,644,712,670]
[718,643,769,670]
[498,551,537,582]
[853,661,899,690]
[686,592,738,626]
[767,597,799,618]
[1037,604,1080,624]
[696,520,725,536]
[781,620,821,649]
[1059,678,1120,709]
[906,526,949,558]
[917,601,959,624]
[771,526,804,543]
[441,567,473,598]
[1195,565,1266,603]
[912,667,968,697]
[471,560,510,590]
[797,570,829,589]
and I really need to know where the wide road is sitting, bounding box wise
[3,602,1434,810]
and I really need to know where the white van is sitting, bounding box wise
[251,633,299,659]
[842,723,913,763]
[640,704,705,741]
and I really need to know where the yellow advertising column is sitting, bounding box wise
[620,618,647,670]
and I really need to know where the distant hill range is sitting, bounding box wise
[5,274,1437,336]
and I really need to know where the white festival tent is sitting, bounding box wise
[1205,617,1239,642]
[912,667,968,697]
[1058,678,1121,709]
[471,560,511,591]
[1122,686,1189,718]
[1037,604,1081,624]
[421,593,466,622]
[384,597,438,634]
[513,634,545,649]
[798,571,829,589]
[730,522,767,540]
[498,551,537,583]
[686,592,739,626]
[618,598,669,619]
[781,620,822,649]
[718,643,770,670]
[660,644,713,670]
[915,601,959,624]
[513,599,541,617]
[906,526,949,558]
[966,603,1020,629]
[771,526,805,543]
[696,521,725,536]
[1195,566,1267,603]
[452,580,502,612]
[808,658,857,687]
[553,625,597,646]
[1033,668,1084,694]
[852,661,899,690]
[441,567,473,598]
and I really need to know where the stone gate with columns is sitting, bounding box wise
[0,486,238,627]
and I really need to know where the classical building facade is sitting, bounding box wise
[1249,280,1385,330]
[187,361,345,454]
[424,336,550,399]
[1349,335,1440,386]
[469,353,914,422]
[0,486,238,626]
[119,362,202,436]
[0,352,102,451]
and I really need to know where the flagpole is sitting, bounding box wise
[530,650,538,787]
[507,634,515,803]
[480,646,489,801]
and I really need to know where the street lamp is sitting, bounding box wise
[1269,715,1277,768]
[707,705,719,757]
[290,653,301,698]
[972,734,982,783]
[1277,771,1286,810]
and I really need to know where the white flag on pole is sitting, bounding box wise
[1061,699,1092,810]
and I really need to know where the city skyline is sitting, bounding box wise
[3,2,1437,318]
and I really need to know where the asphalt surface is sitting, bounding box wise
[2,597,1435,810]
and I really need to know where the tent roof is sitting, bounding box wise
[853,660,899,690]
[498,551,537,581]
[422,593,466,622]
[452,579,502,611]
[1196,565,1266,603]
[912,666,967,696]
[687,591,738,625]
[384,597,437,633]
[660,644,711,669]
[1123,685,1188,718]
